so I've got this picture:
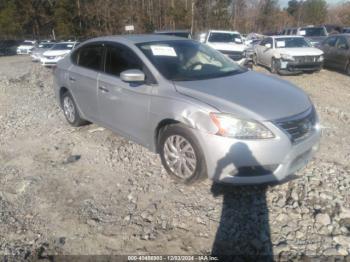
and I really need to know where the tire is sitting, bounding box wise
[270,58,280,74]
[252,53,258,66]
[159,124,207,184]
[61,91,87,127]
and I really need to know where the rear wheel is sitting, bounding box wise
[61,91,87,127]
[159,124,207,184]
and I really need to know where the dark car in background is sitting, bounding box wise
[282,26,328,47]
[154,30,192,39]
[0,40,21,56]
[320,34,350,75]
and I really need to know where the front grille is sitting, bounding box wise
[45,56,55,59]
[275,107,317,143]
[294,56,319,63]
[218,50,243,61]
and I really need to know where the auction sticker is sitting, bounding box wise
[150,45,177,57]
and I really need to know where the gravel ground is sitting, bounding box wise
[0,56,350,260]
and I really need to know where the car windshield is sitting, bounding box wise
[275,37,310,48]
[137,40,245,81]
[208,33,242,43]
[51,43,74,50]
[38,43,54,48]
[300,27,326,37]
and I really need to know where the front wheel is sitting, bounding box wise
[270,58,280,74]
[159,124,207,184]
[61,92,87,127]
[252,54,258,66]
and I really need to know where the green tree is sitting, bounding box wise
[302,0,327,25]
[0,1,21,38]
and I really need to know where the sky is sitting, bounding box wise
[279,0,348,8]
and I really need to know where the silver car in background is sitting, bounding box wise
[31,41,56,62]
[53,35,321,185]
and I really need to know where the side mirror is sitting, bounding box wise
[265,43,272,48]
[120,69,145,83]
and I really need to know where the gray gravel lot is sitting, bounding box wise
[0,56,350,260]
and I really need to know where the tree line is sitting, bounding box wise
[0,0,349,40]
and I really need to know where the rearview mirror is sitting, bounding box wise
[120,69,145,82]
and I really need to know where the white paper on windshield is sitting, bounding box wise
[67,44,73,48]
[299,30,306,36]
[234,38,242,43]
[276,41,286,48]
[150,45,177,57]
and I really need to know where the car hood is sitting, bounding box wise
[207,42,246,52]
[278,47,323,56]
[174,71,311,121]
[33,48,50,54]
[43,50,71,56]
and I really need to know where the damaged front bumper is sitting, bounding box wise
[193,121,321,185]
[279,60,323,74]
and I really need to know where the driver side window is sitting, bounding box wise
[336,37,349,50]
[104,44,143,77]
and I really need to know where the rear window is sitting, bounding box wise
[299,27,326,37]
[208,33,242,43]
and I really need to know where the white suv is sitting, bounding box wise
[253,35,324,74]
[199,30,251,68]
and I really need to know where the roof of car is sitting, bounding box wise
[84,34,187,45]
[154,30,190,33]
[272,35,304,39]
[208,30,240,34]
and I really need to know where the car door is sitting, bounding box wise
[259,37,274,66]
[321,36,337,67]
[333,36,349,70]
[97,43,154,146]
[255,38,267,64]
[68,43,104,122]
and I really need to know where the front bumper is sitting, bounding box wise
[235,57,253,69]
[41,57,63,66]
[195,121,321,185]
[17,49,32,55]
[280,60,322,72]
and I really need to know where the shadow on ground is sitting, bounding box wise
[211,142,274,261]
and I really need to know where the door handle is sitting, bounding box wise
[99,86,109,93]
[69,76,76,82]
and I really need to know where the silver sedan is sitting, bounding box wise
[53,35,321,185]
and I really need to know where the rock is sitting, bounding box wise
[63,155,81,164]
[323,248,342,256]
[316,213,331,226]
[333,236,350,248]
[339,207,350,219]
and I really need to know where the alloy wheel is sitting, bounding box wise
[63,96,75,123]
[163,135,197,179]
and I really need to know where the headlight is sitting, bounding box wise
[280,54,295,61]
[210,113,275,139]
[318,55,324,62]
